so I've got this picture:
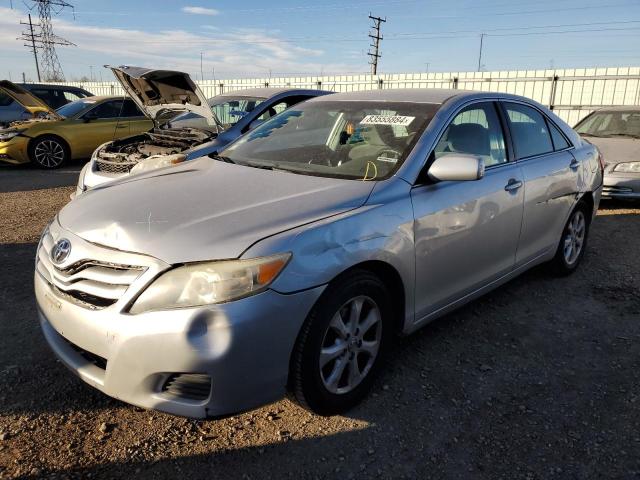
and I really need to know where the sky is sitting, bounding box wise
[2,0,640,82]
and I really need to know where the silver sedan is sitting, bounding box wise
[575,106,640,200]
[35,89,603,418]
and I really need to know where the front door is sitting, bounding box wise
[411,101,525,321]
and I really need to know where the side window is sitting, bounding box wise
[257,100,289,121]
[0,92,13,107]
[504,103,553,159]
[548,121,570,150]
[434,102,507,167]
[87,100,124,119]
[31,89,56,107]
[121,99,143,117]
[62,90,82,103]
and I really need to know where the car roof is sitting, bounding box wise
[307,88,539,105]
[18,83,89,92]
[593,106,640,113]
[217,87,327,98]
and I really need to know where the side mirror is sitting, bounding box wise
[427,153,485,182]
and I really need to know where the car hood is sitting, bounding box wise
[0,80,60,119]
[581,135,640,165]
[58,157,375,264]
[109,65,220,129]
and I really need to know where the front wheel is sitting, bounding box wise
[290,270,392,415]
[550,201,590,275]
[29,136,69,169]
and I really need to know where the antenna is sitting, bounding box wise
[367,13,386,75]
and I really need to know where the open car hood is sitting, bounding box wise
[0,80,60,119]
[109,65,220,129]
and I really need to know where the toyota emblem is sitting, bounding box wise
[51,238,72,264]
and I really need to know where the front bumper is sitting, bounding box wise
[0,136,30,164]
[35,224,325,418]
[602,173,640,200]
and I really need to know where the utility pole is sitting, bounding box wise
[477,33,486,72]
[367,13,386,75]
[200,52,204,81]
[19,14,41,82]
[89,65,94,81]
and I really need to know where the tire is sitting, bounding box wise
[550,200,591,276]
[28,135,70,169]
[290,270,392,415]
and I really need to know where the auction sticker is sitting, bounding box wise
[360,115,415,126]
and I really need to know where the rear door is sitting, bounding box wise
[411,101,525,320]
[500,101,580,265]
[119,98,153,135]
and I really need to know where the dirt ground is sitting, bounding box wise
[0,186,638,480]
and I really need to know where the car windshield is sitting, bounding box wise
[576,111,640,138]
[220,100,438,180]
[208,96,266,128]
[55,99,97,118]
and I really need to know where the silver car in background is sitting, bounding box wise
[35,89,603,418]
[575,106,640,200]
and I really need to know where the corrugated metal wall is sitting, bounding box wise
[49,66,640,125]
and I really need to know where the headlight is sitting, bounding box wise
[613,161,640,173]
[0,130,24,142]
[129,253,291,314]
[129,154,186,175]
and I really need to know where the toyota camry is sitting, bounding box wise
[35,89,603,418]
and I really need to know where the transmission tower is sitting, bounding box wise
[23,0,76,82]
[367,13,386,75]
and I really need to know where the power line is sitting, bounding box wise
[367,13,386,75]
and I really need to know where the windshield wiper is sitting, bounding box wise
[209,153,236,164]
[607,133,640,139]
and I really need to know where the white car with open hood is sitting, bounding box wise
[77,66,222,195]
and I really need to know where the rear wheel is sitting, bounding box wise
[29,136,69,169]
[290,270,391,415]
[550,201,590,275]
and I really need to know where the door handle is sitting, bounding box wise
[504,179,523,192]
[115,124,127,129]
[569,159,580,170]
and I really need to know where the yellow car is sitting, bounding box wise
[0,81,152,168]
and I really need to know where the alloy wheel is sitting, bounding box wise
[319,295,382,395]
[563,210,586,265]
[34,139,65,168]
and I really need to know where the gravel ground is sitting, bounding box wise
[0,188,638,480]
[0,187,74,244]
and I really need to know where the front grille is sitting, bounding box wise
[95,157,138,174]
[162,374,212,401]
[37,235,146,310]
[65,338,107,370]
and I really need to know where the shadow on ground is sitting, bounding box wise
[1,210,639,479]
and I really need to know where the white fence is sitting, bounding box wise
[52,66,640,125]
